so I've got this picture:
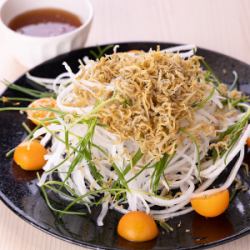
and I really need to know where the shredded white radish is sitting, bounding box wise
[25,44,250,226]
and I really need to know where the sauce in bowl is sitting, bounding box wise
[8,8,82,37]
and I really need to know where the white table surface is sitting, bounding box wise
[0,0,250,249]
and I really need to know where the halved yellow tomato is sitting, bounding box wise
[246,137,250,147]
[117,211,159,242]
[128,50,143,54]
[14,140,47,171]
[191,189,229,217]
[26,98,57,125]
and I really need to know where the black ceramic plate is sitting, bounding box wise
[1,42,250,250]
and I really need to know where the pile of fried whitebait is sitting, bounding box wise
[26,45,250,226]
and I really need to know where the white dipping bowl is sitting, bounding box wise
[0,0,93,68]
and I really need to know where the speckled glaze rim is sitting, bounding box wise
[0,42,250,250]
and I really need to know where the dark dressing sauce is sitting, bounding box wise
[8,8,82,37]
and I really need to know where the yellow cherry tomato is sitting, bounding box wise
[14,140,47,171]
[117,211,159,242]
[246,137,250,147]
[128,50,143,54]
[26,98,57,125]
[191,189,229,218]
